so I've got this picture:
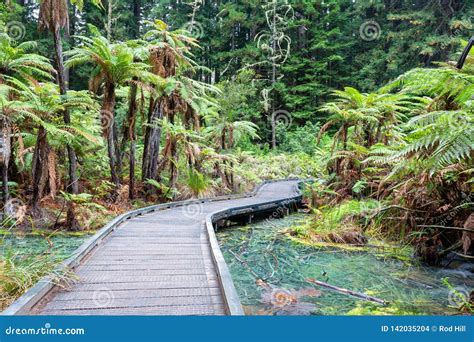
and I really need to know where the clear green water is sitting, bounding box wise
[217,214,473,316]
[0,233,90,260]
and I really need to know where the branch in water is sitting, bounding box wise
[306,278,387,305]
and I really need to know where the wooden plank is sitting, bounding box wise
[79,264,214,272]
[52,288,222,301]
[41,304,226,316]
[76,269,210,277]
[74,274,218,284]
[43,295,224,310]
[81,261,213,268]
[63,280,221,291]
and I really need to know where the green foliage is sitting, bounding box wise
[0,249,75,302]
[186,168,211,198]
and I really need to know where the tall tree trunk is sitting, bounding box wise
[142,100,163,184]
[132,0,141,38]
[113,118,122,181]
[106,0,113,41]
[1,121,11,205]
[0,118,11,205]
[53,27,80,230]
[271,3,277,150]
[31,127,50,217]
[124,82,138,200]
[1,163,8,205]
[103,82,120,196]
[169,140,178,191]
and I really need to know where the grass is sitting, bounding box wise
[0,227,89,311]
[0,249,76,311]
[293,199,381,243]
[289,198,415,263]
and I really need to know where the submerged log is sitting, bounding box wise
[306,278,387,305]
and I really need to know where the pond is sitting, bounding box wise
[0,233,90,260]
[217,214,473,316]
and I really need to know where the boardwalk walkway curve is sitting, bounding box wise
[3,179,303,316]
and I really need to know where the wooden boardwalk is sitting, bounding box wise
[4,180,302,316]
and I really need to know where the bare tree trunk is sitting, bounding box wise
[124,82,138,200]
[1,121,11,205]
[113,118,122,181]
[103,82,120,196]
[271,3,277,150]
[142,100,163,184]
[106,0,113,41]
[132,0,141,38]
[53,27,80,230]
[169,140,178,191]
[31,126,50,216]
[2,163,8,204]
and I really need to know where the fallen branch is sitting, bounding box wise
[306,278,387,305]
[439,241,463,258]
[454,252,474,259]
[417,225,474,233]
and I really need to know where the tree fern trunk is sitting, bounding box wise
[53,27,80,230]
[125,81,138,200]
[53,28,78,194]
[31,126,50,217]
[1,120,11,205]
[103,82,120,196]
[142,100,163,186]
